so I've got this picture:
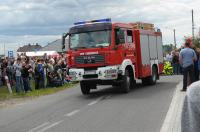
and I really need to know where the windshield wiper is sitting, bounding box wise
[72,46,87,50]
[89,45,104,48]
[96,45,104,48]
[89,45,96,48]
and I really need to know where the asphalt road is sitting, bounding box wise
[0,75,182,132]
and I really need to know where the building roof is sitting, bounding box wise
[17,44,42,52]
[40,39,68,53]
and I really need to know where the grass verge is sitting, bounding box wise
[0,82,78,101]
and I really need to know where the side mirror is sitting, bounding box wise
[62,33,69,49]
[113,45,118,50]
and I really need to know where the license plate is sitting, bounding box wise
[84,70,96,75]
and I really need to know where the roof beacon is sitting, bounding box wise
[74,18,111,25]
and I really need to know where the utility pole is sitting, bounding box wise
[173,29,176,49]
[192,9,195,42]
[4,43,5,57]
[199,27,200,37]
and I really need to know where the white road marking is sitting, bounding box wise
[16,103,26,106]
[65,109,80,117]
[88,96,108,106]
[37,120,63,132]
[88,100,98,106]
[28,122,50,132]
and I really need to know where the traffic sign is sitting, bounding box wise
[8,51,14,58]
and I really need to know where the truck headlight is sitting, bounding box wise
[69,71,77,77]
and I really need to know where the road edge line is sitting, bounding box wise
[160,81,185,132]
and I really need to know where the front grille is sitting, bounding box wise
[83,74,98,79]
[84,67,98,71]
[75,54,104,64]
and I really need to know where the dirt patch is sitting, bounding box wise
[0,97,35,108]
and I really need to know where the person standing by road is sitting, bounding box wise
[166,52,173,63]
[40,59,45,88]
[179,40,197,91]
[21,62,32,92]
[14,58,24,93]
[172,51,180,75]
[34,59,45,89]
[6,60,15,88]
[193,47,199,81]
[46,59,54,87]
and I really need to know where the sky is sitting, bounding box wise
[0,0,200,55]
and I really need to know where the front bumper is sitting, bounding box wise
[69,65,121,81]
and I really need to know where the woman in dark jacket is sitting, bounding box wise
[21,62,32,92]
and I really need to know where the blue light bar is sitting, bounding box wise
[74,18,111,25]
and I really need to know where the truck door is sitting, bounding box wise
[125,30,135,62]
[114,28,126,64]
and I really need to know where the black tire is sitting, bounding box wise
[149,66,157,85]
[80,81,90,95]
[131,79,136,89]
[142,78,149,85]
[112,83,119,87]
[142,66,157,85]
[121,69,131,93]
[130,73,136,89]
[90,84,97,89]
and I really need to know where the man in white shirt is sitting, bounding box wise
[166,52,173,63]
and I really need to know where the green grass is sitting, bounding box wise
[0,82,78,101]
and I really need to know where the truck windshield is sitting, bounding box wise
[70,30,111,49]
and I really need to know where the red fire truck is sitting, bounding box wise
[62,18,164,95]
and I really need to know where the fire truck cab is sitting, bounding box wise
[62,18,163,95]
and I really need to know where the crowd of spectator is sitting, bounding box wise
[165,49,182,75]
[0,54,70,93]
[164,45,200,81]
[180,39,200,132]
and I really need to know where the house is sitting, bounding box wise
[17,43,42,55]
[40,39,68,53]
[0,55,5,59]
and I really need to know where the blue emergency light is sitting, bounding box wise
[74,18,111,25]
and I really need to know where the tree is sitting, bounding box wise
[183,36,200,48]
[163,44,175,54]
[193,37,200,48]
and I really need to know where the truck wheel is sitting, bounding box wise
[131,79,136,89]
[80,81,90,95]
[142,78,148,85]
[142,66,157,85]
[112,83,119,87]
[130,72,136,89]
[149,66,157,85]
[121,69,131,93]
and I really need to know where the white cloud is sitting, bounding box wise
[0,5,10,11]
[0,0,200,54]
